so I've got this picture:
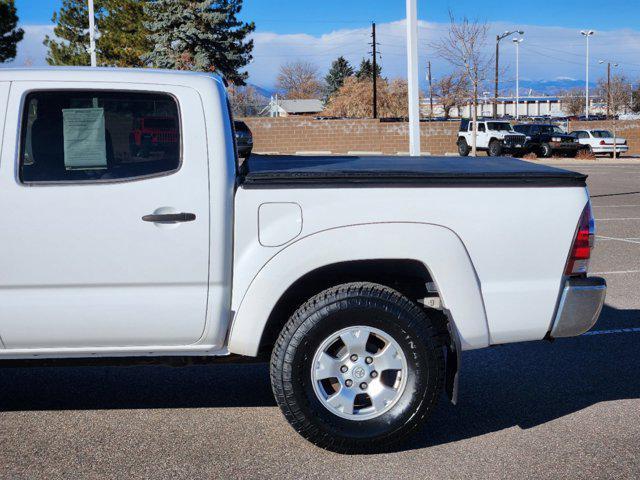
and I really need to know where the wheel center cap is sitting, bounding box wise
[352,366,366,380]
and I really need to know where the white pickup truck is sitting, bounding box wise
[0,68,606,453]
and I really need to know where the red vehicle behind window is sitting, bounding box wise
[129,116,179,158]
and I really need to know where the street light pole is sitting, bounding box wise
[581,30,595,119]
[494,30,524,118]
[406,0,420,156]
[88,0,97,67]
[513,38,524,120]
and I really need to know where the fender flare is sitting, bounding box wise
[228,223,490,356]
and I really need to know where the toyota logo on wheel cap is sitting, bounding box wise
[352,366,366,379]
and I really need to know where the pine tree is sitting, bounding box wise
[355,58,382,80]
[45,0,152,67]
[44,0,104,66]
[0,0,25,63]
[324,56,354,102]
[144,0,255,85]
[100,0,151,67]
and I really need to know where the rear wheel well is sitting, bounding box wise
[258,259,445,357]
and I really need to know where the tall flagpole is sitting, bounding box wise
[88,0,97,67]
[406,0,420,156]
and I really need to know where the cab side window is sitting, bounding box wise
[478,123,486,132]
[20,90,181,184]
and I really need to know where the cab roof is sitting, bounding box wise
[0,67,226,91]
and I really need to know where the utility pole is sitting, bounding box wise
[371,22,378,119]
[427,60,433,120]
[88,0,97,67]
[406,0,420,156]
[494,30,524,118]
[598,60,619,119]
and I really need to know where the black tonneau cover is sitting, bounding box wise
[240,155,587,188]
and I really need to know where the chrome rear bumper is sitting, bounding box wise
[550,277,607,338]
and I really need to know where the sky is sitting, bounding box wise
[9,0,640,92]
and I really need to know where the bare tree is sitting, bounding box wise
[276,61,324,99]
[432,12,493,155]
[323,77,412,118]
[433,72,471,119]
[227,84,268,117]
[596,74,632,117]
[561,89,586,117]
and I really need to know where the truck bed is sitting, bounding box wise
[239,155,587,188]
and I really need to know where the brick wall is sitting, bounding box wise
[241,117,640,157]
[241,117,459,156]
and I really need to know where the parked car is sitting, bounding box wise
[129,116,179,158]
[513,124,584,158]
[234,120,253,158]
[571,129,629,157]
[0,68,606,453]
[457,119,527,156]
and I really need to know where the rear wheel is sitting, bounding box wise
[458,138,470,156]
[270,282,445,453]
[488,140,503,157]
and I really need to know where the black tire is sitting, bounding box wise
[539,143,553,158]
[488,140,503,157]
[458,138,470,156]
[270,282,445,453]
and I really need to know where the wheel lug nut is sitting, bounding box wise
[345,379,353,387]
[350,354,358,362]
[370,371,378,378]
[365,357,373,364]
[360,382,368,390]
[340,365,348,373]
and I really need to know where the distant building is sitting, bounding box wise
[263,96,324,117]
[420,95,606,119]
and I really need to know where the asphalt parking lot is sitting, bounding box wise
[1,161,639,479]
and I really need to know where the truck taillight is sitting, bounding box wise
[565,203,595,276]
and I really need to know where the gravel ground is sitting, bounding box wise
[1,162,639,479]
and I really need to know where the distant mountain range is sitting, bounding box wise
[249,79,593,100]
[504,78,594,96]
[249,84,276,99]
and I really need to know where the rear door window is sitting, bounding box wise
[20,90,181,184]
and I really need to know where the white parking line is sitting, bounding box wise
[596,235,640,245]
[592,205,640,208]
[584,328,640,336]
[592,270,640,275]
[596,217,640,221]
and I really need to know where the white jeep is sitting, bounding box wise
[457,119,527,157]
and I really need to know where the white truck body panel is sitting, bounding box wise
[0,68,591,361]
[229,186,587,355]
[0,69,235,357]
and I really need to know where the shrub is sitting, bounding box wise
[576,149,597,160]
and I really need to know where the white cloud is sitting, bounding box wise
[7,20,640,93]
[246,20,640,91]
[0,24,54,67]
